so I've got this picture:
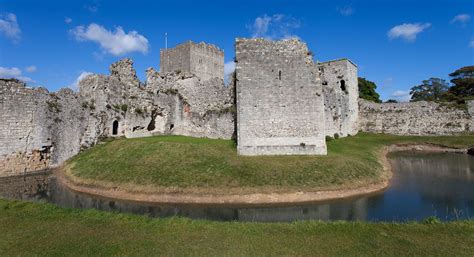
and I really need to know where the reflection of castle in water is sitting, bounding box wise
[238,198,368,222]
[47,175,370,222]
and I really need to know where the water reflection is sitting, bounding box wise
[42,151,474,222]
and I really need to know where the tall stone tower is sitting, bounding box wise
[235,38,327,156]
[160,41,224,81]
[318,59,359,138]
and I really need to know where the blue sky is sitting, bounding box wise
[0,0,472,101]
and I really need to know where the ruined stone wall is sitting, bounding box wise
[78,59,234,140]
[359,99,472,135]
[235,38,327,155]
[0,79,92,177]
[467,100,474,133]
[1,57,234,176]
[160,41,224,81]
[140,68,234,139]
[0,80,50,176]
[319,59,359,138]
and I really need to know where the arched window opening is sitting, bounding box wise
[112,120,119,135]
[278,70,282,80]
[340,80,347,92]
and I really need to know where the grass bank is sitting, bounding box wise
[0,199,473,256]
[66,133,474,194]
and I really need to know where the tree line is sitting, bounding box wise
[358,66,474,105]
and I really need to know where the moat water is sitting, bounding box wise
[19,151,474,222]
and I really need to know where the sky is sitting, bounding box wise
[0,0,473,102]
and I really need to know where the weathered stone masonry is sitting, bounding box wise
[0,46,234,177]
[0,79,89,176]
[235,38,327,155]
[319,59,359,138]
[359,99,474,135]
[160,41,224,81]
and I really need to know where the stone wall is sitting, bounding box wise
[235,38,327,155]
[77,59,234,140]
[319,59,359,138]
[0,79,91,176]
[359,99,473,135]
[1,57,234,177]
[160,41,224,81]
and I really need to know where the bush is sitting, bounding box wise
[334,133,340,139]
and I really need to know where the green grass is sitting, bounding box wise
[68,133,474,193]
[0,199,473,256]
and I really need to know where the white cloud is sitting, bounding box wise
[85,5,99,13]
[388,23,431,42]
[338,6,354,16]
[391,90,411,102]
[224,61,235,85]
[69,71,93,91]
[71,23,149,56]
[451,14,470,24]
[0,66,34,83]
[0,13,21,42]
[249,14,300,40]
[65,17,72,24]
[25,65,37,73]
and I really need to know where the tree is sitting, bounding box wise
[410,78,449,102]
[447,66,474,102]
[385,99,398,103]
[358,77,381,103]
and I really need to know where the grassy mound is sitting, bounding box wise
[67,133,474,193]
[0,199,473,256]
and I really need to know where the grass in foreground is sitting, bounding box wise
[68,133,474,193]
[0,199,473,256]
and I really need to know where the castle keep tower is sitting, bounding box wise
[160,41,224,81]
[235,38,327,156]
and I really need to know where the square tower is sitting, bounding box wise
[318,59,359,138]
[160,41,224,81]
[235,38,327,156]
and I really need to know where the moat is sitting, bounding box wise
[4,151,473,222]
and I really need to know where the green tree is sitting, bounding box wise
[410,78,449,102]
[447,66,474,102]
[385,99,398,103]
[358,77,381,103]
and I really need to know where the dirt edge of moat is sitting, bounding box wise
[55,143,467,206]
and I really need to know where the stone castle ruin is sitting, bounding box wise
[1,37,473,176]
